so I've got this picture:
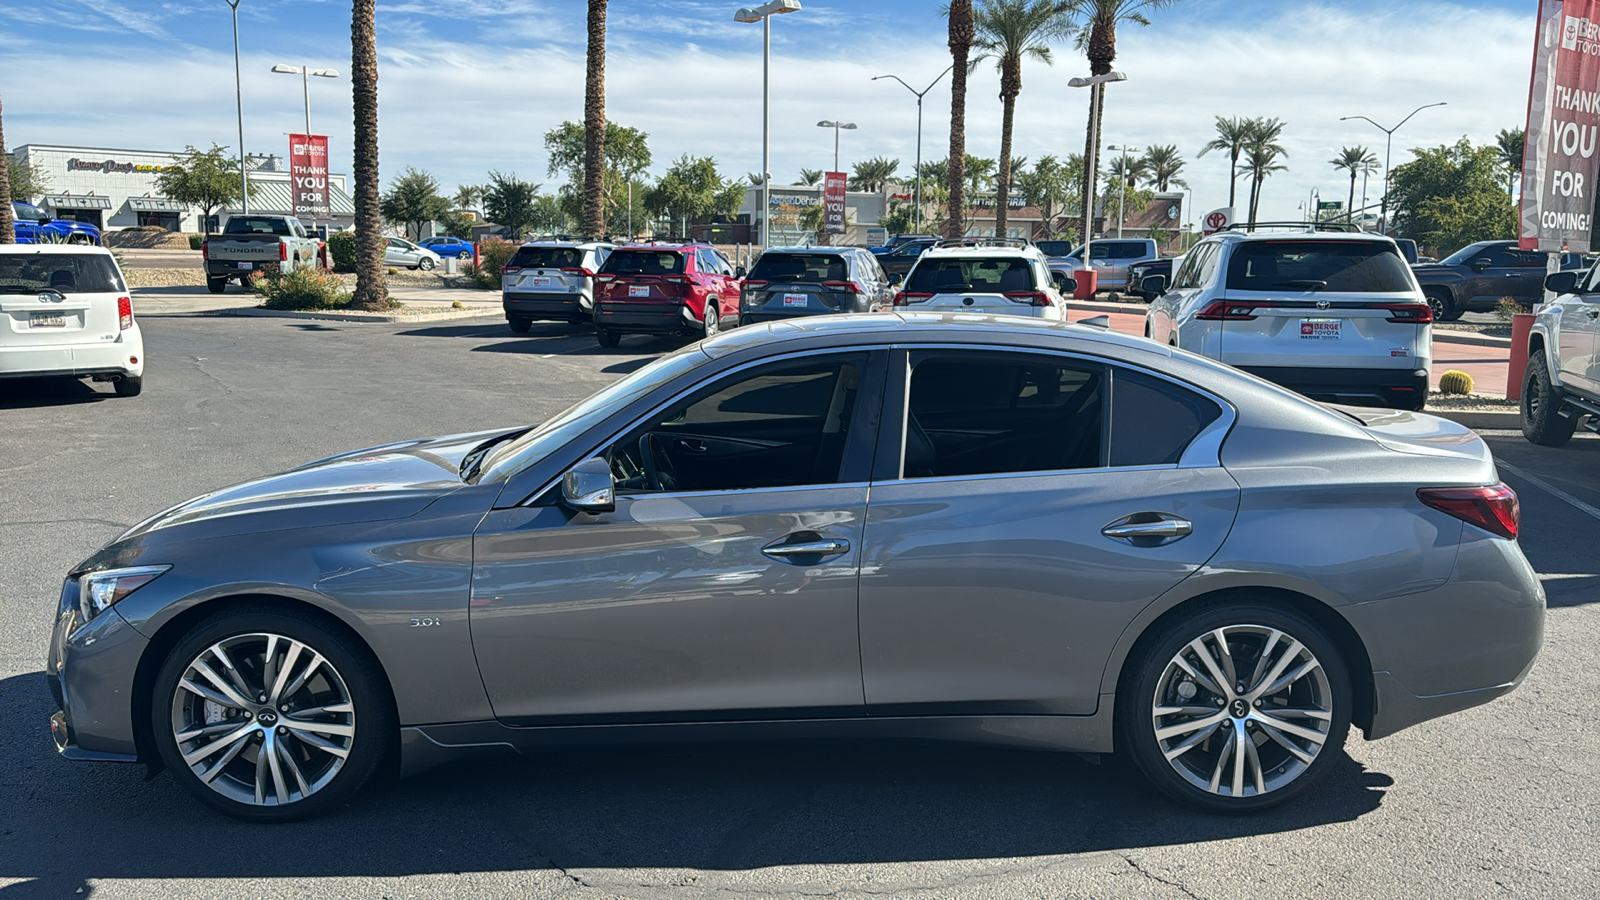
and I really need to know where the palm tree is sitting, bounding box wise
[849,156,900,193]
[452,184,481,212]
[1197,115,1251,210]
[972,0,1076,239]
[1495,128,1526,200]
[581,1,608,239]
[349,0,386,310]
[798,168,824,186]
[1068,0,1180,230]
[964,154,996,197]
[946,0,975,238]
[1243,117,1288,226]
[1107,152,1149,189]
[1142,144,1187,191]
[0,95,14,243]
[1329,146,1379,224]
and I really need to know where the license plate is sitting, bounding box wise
[1300,319,1341,340]
[30,312,66,328]
[237,261,253,270]
[528,277,551,288]
[628,285,650,297]
[782,293,808,307]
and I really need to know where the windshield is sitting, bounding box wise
[1439,242,1498,266]
[748,253,848,283]
[906,257,1036,293]
[224,216,293,236]
[1035,241,1074,257]
[11,202,44,223]
[602,250,686,276]
[0,253,125,294]
[508,246,582,269]
[1224,241,1415,293]
[476,346,709,483]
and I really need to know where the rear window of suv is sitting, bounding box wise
[0,253,125,293]
[508,246,584,269]
[906,257,1035,293]
[602,250,686,276]
[1225,241,1414,293]
[748,253,848,283]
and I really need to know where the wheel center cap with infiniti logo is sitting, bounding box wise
[257,709,278,725]
[1230,699,1250,719]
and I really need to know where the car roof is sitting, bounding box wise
[0,244,113,256]
[613,242,711,252]
[1209,229,1397,245]
[517,240,614,249]
[759,246,855,256]
[699,311,1157,359]
[920,244,1046,259]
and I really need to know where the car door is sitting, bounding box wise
[1510,249,1553,305]
[469,350,888,722]
[1464,244,1522,306]
[1558,266,1600,396]
[857,349,1240,715]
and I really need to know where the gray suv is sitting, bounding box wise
[739,247,891,325]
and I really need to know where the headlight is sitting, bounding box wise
[77,566,170,622]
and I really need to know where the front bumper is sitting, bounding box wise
[1237,365,1429,409]
[503,291,591,320]
[46,577,148,762]
[0,326,145,379]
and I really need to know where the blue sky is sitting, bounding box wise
[1,0,1538,221]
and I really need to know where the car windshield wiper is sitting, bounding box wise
[1271,280,1329,291]
[460,431,526,482]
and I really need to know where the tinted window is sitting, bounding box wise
[749,253,849,283]
[906,257,1036,293]
[1036,240,1074,257]
[1224,241,1413,292]
[1102,241,1149,260]
[610,357,864,493]
[1110,369,1222,467]
[1440,242,1498,266]
[1510,249,1548,268]
[224,216,293,236]
[0,253,125,293]
[602,250,686,276]
[508,246,583,269]
[905,355,1104,478]
[1193,245,1221,287]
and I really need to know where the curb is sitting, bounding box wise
[1433,330,1512,347]
[215,306,497,324]
[1427,409,1520,430]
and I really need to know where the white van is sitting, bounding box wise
[0,245,144,396]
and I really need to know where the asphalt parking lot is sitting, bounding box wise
[1,313,1596,899]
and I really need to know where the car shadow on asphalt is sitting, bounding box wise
[0,377,112,409]
[0,670,1390,891]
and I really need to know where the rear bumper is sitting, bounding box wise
[0,328,145,379]
[205,261,269,277]
[1237,365,1428,408]
[595,302,700,334]
[503,292,590,320]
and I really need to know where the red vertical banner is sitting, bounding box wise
[288,133,331,220]
[1522,1,1600,251]
[823,172,847,235]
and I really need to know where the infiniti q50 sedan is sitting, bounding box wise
[47,313,1543,821]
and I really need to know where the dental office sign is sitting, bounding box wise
[288,133,331,220]
[823,171,847,235]
[1522,1,1600,252]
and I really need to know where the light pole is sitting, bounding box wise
[271,64,339,139]
[817,120,857,174]
[873,66,952,234]
[224,0,248,216]
[1340,101,1446,233]
[1069,71,1127,281]
[1108,144,1139,239]
[735,0,802,249]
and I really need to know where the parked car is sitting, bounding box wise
[592,242,741,347]
[419,236,475,260]
[202,215,324,294]
[876,236,941,278]
[1053,239,1159,293]
[1145,229,1432,410]
[870,233,939,256]
[1410,240,1588,321]
[10,203,103,245]
[739,246,890,325]
[1127,256,1181,302]
[383,237,442,271]
[501,240,615,332]
[893,239,1071,321]
[0,245,143,395]
[47,312,1542,821]
[1520,266,1600,445]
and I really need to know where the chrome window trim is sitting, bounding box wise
[615,481,874,502]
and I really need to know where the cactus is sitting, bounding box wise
[1437,370,1474,395]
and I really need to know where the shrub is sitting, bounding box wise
[1494,296,1528,325]
[1437,370,1475,395]
[465,237,518,290]
[188,234,203,251]
[251,266,352,310]
[327,230,358,272]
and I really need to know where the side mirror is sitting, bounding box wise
[1052,271,1076,294]
[1470,258,1493,271]
[735,265,747,278]
[561,457,615,514]
[1544,270,1579,295]
[1140,274,1169,297]
[888,272,904,286]
[39,217,53,225]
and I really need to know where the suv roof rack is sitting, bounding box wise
[933,237,1035,249]
[1219,221,1364,234]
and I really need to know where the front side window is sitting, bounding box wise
[1224,241,1413,293]
[0,253,126,293]
[602,250,686,277]
[905,257,1035,294]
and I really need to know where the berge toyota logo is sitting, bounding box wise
[1563,15,1600,52]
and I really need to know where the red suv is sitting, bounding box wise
[592,243,743,348]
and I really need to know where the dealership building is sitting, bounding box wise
[9,144,355,232]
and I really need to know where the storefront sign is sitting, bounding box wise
[289,133,331,220]
[1522,0,1600,252]
[823,172,847,235]
[66,158,170,174]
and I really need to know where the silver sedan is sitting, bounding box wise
[47,313,1543,821]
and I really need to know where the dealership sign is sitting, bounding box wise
[288,133,331,220]
[66,158,170,174]
[1521,1,1600,251]
[823,171,847,235]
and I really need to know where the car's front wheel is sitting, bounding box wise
[1119,602,1351,813]
[151,607,392,822]
[1424,288,1453,322]
[1522,353,1578,446]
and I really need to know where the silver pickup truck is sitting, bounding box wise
[1522,267,1600,445]
[202,215,324,293]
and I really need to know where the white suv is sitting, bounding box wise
[0,245,144,396]
[893,240,1072,321]
[1145,228,1432,410]
[1520,264,1600,445]
[501,240,615,332]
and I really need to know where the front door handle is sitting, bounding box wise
[1102,514,1193,542]
[762,536,851,561]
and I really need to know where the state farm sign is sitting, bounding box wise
[288,133,331,220]
[1522,1,1600,251]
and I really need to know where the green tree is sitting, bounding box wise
[452,184,481,211]
[582,0,610,238]
[6,158,45,205]
[643,155,744,237]
[435,209,476,240]
[946,0,974,238]
[1330,146,1379,224]
[1106,151,1149,188]
[1389,138,1516,255]
[1142,143,1187,191]
[1015,153,1081,235]
[972,0,1076,239]
[1198,116,1250,210]
[849,156,901,193]
[0,97,13,243]
[154,144,257,235]
[350,0,387,309]
[1494,127,1526,199]
[545,120,651,234]
[1243,117,1288,225]
[531,194,568,235]
[880,200,916,235]
[798,167,824,186]
[483,171,542,240]
[379,166,450,239]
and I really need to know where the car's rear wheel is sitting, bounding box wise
[1119,602,1350,814]
[152,608,392,822]
[703,300,720,337]
[418,258,436,271]
[113,375,143,397]
[596,326,621,348]
[508,317,532,335]
[206,277,228,294]
[1522,353,1578,446]
[457,251,472,260]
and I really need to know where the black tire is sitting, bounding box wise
[113,375,143,397]
[508,317,533,335]
[1118,601,1351,814]
[457,251,472,260]
[419,258,436,271]
[206,277,228,294]
[151,606,393,822]
[703,299,720,338]
[596,327,621,348]
[1521,353,1578,446]
[1423,288,1453,322]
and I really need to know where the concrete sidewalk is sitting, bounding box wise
[131,283,503,316]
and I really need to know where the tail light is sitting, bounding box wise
[200,241,209,260]
[279,242,289,262]
[1005,291,1052,307]
[744,280,770,290]
[117,296,133,330]
[1195,299,1281,321]
[823,281,861,294]
[1418,484,1519,540]
[1379,302,1433,324]
[663,275,690,284]
[503,266,523,275]
[894,291,933,306]
[595,273,615,282]
[562,267,594,277]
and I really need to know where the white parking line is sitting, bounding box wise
[1500,462,1600,522]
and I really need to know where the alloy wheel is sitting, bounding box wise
[169,632,356,807]
[704,302,719,336]
[1150,624,1333,799]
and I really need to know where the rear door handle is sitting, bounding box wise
[1102,514,1193,542]
[762,536,851,561]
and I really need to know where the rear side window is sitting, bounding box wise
[1110,370,1222,467]
[1036,241,1074,257]
[602,250,686,276]
[749,253,849,283]
[1225,241,1413,293]
[906,257,1035,293]
[1102,242,1148,259]
[0,253,126,293]
[508,246,583,269]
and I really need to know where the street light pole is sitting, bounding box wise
[1340,101,1446,233]
[735,0,802,249]
[817,120,858,173]
[1109,144,1138,239]
[1069,72,1127,286]
[271,64,340,139]
[873,66,953,234]
[224,0,247,217]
